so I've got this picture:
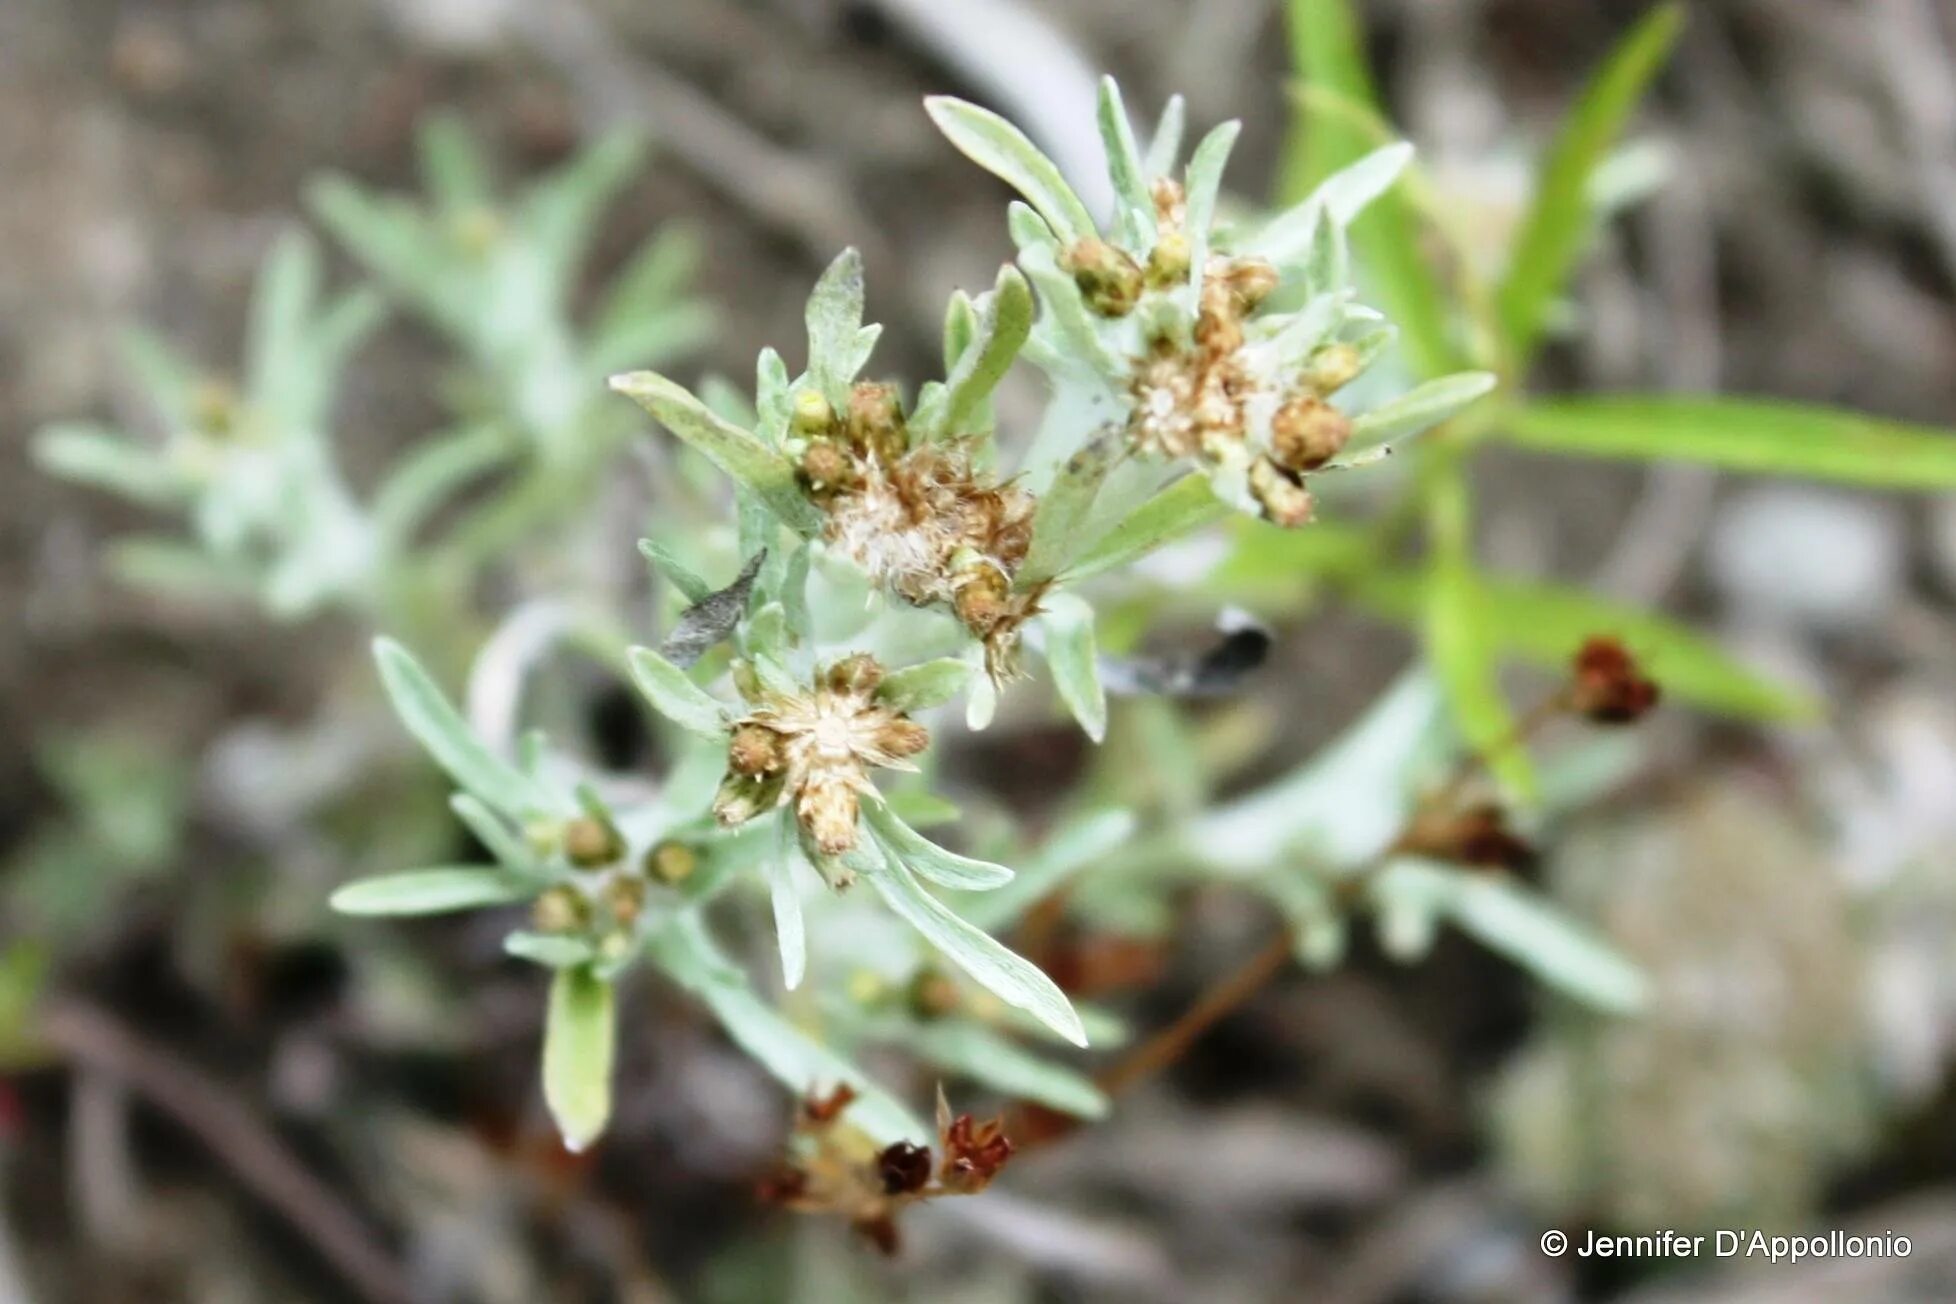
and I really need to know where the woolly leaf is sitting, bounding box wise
[627,647,730,739]
[926,97,1096,245]
[610,371,823,535]
[373,638,554,818]
[329,867,533,916]
[543,966,616,1151]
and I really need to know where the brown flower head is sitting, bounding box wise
[876,1141,933,1195]
[1570,636,1661,725]
[711,655,930,857]
[937,1109,1014,1195]
[1400,800,1537,873]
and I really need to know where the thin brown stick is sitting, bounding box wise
[40,997,412,1304]
[1093,930,1293,1099]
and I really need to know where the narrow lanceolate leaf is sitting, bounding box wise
[505,932,598,969]
[1505,396,1956,490]
[865,847,1086,1047]
[1020,433,1121,585]
[627,646,730,739]
[1064,472,1230,581]
[1096,77,1155,248]
[609,371,823,535]
[1497,3,1684,366]
[636,537,713,605]
[1281,0,1458,377]
[925,96,1096,245]
[374,639,553,818]
[911,1023,1109,1119]
[1039,592,1107,744]
[1350,372,1498,448]
[32,424,181,508]
[875,658,974,713]
[543,967,616,1152]
[1182,120,1244,298]
[1378,861,1647,1013]
[1252,141,1415,266]
[864,799,1014,892]
[329,867,534,916]
[450,794,538,873]
[804,248,868,401]
[767,825,808,990]
[912,265,1034,440]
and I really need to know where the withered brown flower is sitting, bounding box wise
[712,654,929,857]
[1569,636,1661,725]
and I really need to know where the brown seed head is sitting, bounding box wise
[799,439,856,495]
[1225,257,1281,314]
[952,565,1012,636]
[1249,457,1315,528]
[563,815,622,868]
[1403,801,1537,872]
[847,382,907,463]
[1570,636,1661,725]
[1061,237,1145,317]
[876,1141,934,1195]
[728,723,786,776]
[798,777,863,856]
[938,1112,1013,1194]
[823,653,884,699]
[1269,396,1353,472]
[712,771,782,828]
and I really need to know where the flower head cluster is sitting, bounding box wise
[713,653,929,857]
[790,381,1045,678]
[758,1085,1015,1255]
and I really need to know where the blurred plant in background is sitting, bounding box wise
[23,0,1956,1273]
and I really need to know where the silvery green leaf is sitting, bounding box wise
[329,867,533,916]
[1182,120,1243,297]
[246,230,322,409]
[450,793,538,873]
[911,1023,1109,1119]
[374,638,555,818]
[1350,372,1498,448]
[847,323,883,381]
[371,424,517,552]
[522,132,645,291]
[505,932,597,969]
[966,808,1136,931]
[1250,143,1415,268]
[1189,672,1447,872]
[748,650,802,700]
[942,290,979,372]
[876,658,974,713]
[33,424,181,508]
[1039,592,1106,742]
[543,966,615,1151]
[118,328,202,430]
[882,787,961,829]
[1264,871,1347,969]
[1006,200,1059,254]
[925,96,1096,245]
[911,265,1034,441]
[106,539,253,602]
[610,371,823,535]
[1377,860,1647,1013]
[1145,94,1188,177]
[1304,207,1349,299]
[1063,472,1230,581]
[660,552,766,668]
[627,646,730,739]
[755,347,793,442]
[864,798,1013,891]
[650,916,927,1143]
[767,821,808,990]
[636,537,714,605]
[1018,247,1120,379]
[861,842,1086,1046]
[804,248,865,403]
[1020,433,1121,585]
[415,113,491,210]
[1096,77,1154,248]
[965,669,999,732]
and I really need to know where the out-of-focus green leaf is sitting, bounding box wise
[543,966,616,1151]
[609,371,823,534]
[910,1023,1108,1119]
[505,932,597,969]
[1496,4,1683,367]
[371,424,517,551]
[416,113,492,211]
[876,658,974,713]
[766,824,808,991]
[1039,592,1107,743]
[329,867,534,916]
[925,97,1096,244]
[1182,120,1244,298]
[374,638,555,818]
[1020,434,1120,584]
[1350,372,1498,448]
[1282,0,1457,377]
[33,425,181,508]
[1505,396,1956,490]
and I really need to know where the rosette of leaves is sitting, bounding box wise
[32,232,384,616]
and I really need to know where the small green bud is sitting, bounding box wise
[1145,230,1192,288]
[563,815,623,868]
[532,886,587,934]
[598,931,634,965]
[644,840,698,886]
[1306,343,1364,395]
[1062,238,1145,317]
[791,388,835,435]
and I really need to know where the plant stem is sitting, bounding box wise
[1093,929,1293,1098]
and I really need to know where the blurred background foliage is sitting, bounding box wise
[7,0,1956,1300]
